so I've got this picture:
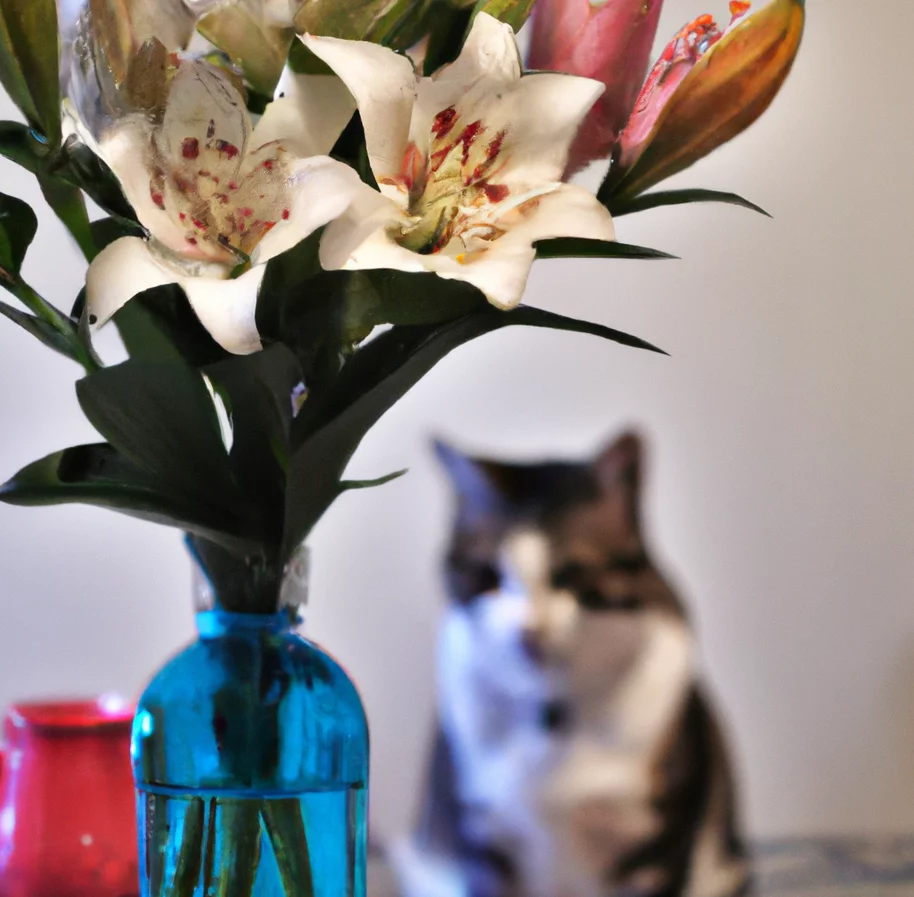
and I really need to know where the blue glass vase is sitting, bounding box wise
[131,544,369,897]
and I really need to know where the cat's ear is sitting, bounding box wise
[595,431,644,531]
[433,439,503,509]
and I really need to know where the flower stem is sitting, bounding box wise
[215,799,263,897]
[262,798,315,897]
[172,797,205,897]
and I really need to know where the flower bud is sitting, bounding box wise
[528,0,664,175]
[196,0,297,96]
[606,0,804,201]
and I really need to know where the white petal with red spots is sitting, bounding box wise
[306,12,615,310]
[84,57,358,354]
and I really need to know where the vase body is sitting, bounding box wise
[131,601,369,897]
[0,698,138,897]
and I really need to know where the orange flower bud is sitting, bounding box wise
[605,0,804,201]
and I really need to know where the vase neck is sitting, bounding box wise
[188,537,311,616]
[195,608,299,639]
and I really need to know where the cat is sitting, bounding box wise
[389,432,750,897]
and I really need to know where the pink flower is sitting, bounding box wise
[528,0,665,176]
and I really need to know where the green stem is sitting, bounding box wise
[15,279,100,373]
[216,799,263,897]
[144,791,169,897]
[202,797,218,895]
[262,799,315,897]
[173,797,206,897]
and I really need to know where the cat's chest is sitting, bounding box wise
[443,610,693,888]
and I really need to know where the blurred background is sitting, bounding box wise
[0,0,912,845]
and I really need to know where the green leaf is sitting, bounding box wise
[330,112,379,190]
[340,468,408,491]
[0,189,36,278]
[606,188,771,218]
[423,2,473,75]
[472,0,535,31]
[90,216,145,253]
[0,191,93,368]
[0,0,61,145]
[258,234,488,390]
[0,298,80,360]
[38,173,96,260]
[0,443,258,551]
[113,284,228,368]
[534,237,678,260]
[204,346,302,544]
[76,359,243,508]
[53,138,137,224]
[0,124,134,259]
[0,119,41,172]
[282,306,662,556]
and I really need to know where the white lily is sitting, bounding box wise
[86,58,357,354]
[304,12,616,310]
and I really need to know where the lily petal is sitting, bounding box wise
[86,236,178,330]
[159,61,251,167]
[320,182,614,310]
[435,183,615,308]
[473,71,604,188]
[179,266,265,355]
[252,72,357,157]
[437,12,520,91]
[410,12,521,153]
[255,155,363,264]
[98,124,190,254]
[303,33,417,187]
[319,181,422,273]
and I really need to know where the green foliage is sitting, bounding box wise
[76,359,241,506]
[0,443,258,552]
[0,0,60,146]
[0,121,138,258]
[0,37,680,609]
[0,188,36,276]
[113,284,229,369]
[423,2,474,74]
[292,0,433,48]
[37,174,96,260]
[0,191,97,368]
[472,0,536,31]
[534,238,678,261]
[604,188,771,218]
[281,304,663,557]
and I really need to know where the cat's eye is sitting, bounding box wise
[576,588,642,613]
[469,562,501,595]
[576,586,608,610]
[446,553,502,602]
[551,562,585,591]
[606,552,649,575]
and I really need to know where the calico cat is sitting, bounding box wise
[391,432,750,897]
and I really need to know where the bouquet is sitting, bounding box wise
[0,0,803,601]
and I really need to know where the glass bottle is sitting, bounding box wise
[131,543,369,897]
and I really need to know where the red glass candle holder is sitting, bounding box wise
[0,696,138,897]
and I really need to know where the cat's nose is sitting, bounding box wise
[519,627,546,664]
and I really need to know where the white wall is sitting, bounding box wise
[1,0,912,841]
